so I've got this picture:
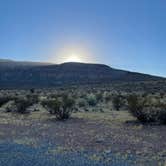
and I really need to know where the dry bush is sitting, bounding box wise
[0,96,15,107]
[112,95,124,111]
[77,98,87,108]
[14,97,33,114]
[127,94,166,124]
[86,93,97,106]
[42,95,75,120]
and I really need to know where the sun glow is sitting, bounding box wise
[65,53,82,62]
[50,44,95,64]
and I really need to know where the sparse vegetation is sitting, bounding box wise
[112,94,124,111]
[77,98,87,108]
[127,94,145,122]
[86,93,97,106]
[0,82,166,165]
[96,91,103,102]
[0,96,15,107]
[14,98,33,114]
[42,95,75,120]
[127,94,166,124]
[0,82,165,124]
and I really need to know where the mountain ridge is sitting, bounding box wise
[0,58,52,69]
[0,59,164,88]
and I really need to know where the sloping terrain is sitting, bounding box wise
[0,59,164,88]
[0,59,52,68]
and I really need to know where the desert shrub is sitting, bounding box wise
[142,93,148,98]
[160,92,165,98]
[0,96,15,107]
[103,92,112,103]
[0,100,17,112]
[156,109,166,124]
[30,88,35,93]
[96,92,103,102]
[127,95,147,122]
[58,95,75,119]
[77,98,87,108]
[142,106,166,124]
[86,94,97,106]
[42,95,75,120]
[112,95,124,111]
[152,102,166,124]
[14,98,33,114]
[127,94,166,124]
[42,98,61,114]
[49,93,58,99]
[26,94,39,104]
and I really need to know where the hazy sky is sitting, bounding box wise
[0,0,166,76]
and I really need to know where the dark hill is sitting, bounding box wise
[0,60,164,88]
[0,59,52,69]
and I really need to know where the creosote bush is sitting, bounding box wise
[127,94,166,124]
[86,94,97,106]
[127,95,147,122]
[0,96,15,107]
[3,101,17,113]
[26,94,39,104]
[14,98,33,114]
[104,93,112,103]
[96,92,103,102]
[77,98,87,108]
[112,95,124,111]
[42,95,75,120]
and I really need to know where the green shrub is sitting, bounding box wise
[157,109,166,124]
[42,98,61,115]
[0,100,17,113]
[160,92,165,98]
[142,106,166,124]
[26,94,39,104]
[30,88,35,93]
[103,92,112,103]
[42,95,75,120]
[0,96,15,107]
[9,94,39,114]
[14,98,33,114]
[127,95,146,122]
[86,94,97,106]
[78,98,87,108]
[127,94,166,124]
[96,92,103,102]
[112,95,124,111]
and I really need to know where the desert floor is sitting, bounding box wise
[0,111,165,166]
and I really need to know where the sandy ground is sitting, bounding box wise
[0,111,166,166]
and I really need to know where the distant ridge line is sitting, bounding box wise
[0,58,165,88]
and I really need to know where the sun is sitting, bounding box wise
[52,45,94,63]
[65,53,82,62]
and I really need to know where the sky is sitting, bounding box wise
[0,0,166,76]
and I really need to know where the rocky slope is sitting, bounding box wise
[0,60,164,88]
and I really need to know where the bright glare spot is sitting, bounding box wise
[65,53,82,62]
[50,45,95,63]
